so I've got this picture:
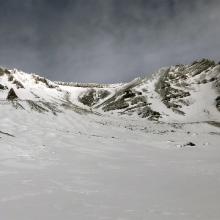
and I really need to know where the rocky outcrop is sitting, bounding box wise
[12,80,24,89]
[155,68,190,114]
[216,96,220,111]
[98,82,161,120]
[7,88,18,100]
[78,89,110,107]
[0,68,5,76]
[33,75,57,88]
[155,59,219,115]
[0,84,7,90]
[0,59,219,120]
[0,68,10,76]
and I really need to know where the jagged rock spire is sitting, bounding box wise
[7,88,18,100]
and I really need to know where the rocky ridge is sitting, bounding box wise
[0,58,219,122]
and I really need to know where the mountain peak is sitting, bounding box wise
[0,59,219,122]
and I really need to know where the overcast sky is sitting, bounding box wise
[0,0,220,83]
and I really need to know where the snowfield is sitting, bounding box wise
[0,59,220,219]
[0,106,220,220]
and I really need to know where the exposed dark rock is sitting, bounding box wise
[209,77,217,82]
[122,89,136,99]
[0,68,10,76]
[34,75,56,88]
[103,99,129,111]
[0,68,5,76]
[138,106,161,120]
[94,78,161,120]
[0,130,15,137]
[98,90,110,99]
[172,108,185,115]
[26,100,49,113]
[11,101,24,110]
[4,69,11,75]
[184,142,196,147]
[207,121,220,128]
[178,99,190,106]
[191,59,215,76]
[0,84,7,90]
[40,101,62,115]
[78,89,96,107]
[201,79,208,84]
[8,75,14,81]
[12,80,24,89]
[216,96,220,101]
[216,96,220,111]
[34,75,49,85]
[131,96,146,105]
[154,62,208,115]
[79,89,110,107]
[7,88,18,100]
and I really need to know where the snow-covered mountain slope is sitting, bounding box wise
[0,58,219,122]
[0,59,220,220]
[94,59,220,122]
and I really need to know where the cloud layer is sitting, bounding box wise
[0,0,220,83]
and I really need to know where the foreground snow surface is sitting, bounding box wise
[0,107,220,220]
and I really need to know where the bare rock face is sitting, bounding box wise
[12,80,24,89]
[0,84,7,90]
[33,75,57,88]
[7,88,18,100]
[78,89,96,107]
[78,89,110,107]
[0,67,10,76]
[216,96,220,111]
[0,68,4,76]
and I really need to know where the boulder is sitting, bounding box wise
[7,88,18,100]
[216,96,220,111]
[0,84,6,90]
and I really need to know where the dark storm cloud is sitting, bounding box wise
[0,0,220,83]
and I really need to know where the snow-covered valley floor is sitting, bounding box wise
[0,106,220,220]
